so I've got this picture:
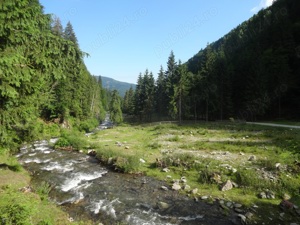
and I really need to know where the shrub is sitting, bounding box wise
[0,203,31,225]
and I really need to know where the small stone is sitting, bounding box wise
[234,208,244,213]
[201,196,209,200]
[245,212,254,219]
[259,192,267,199]
[166,175,172,179]
[172,183,181,191]
[184,184,191,191]
[139,158,146,163]
[194,197,199,202]
[191,188,198,195]
[234,203,243,208]
[162,168,170,172]
[283,193,291,200]
[221,180,233,191]
[248,155,256,161]
[226,202,233,208]
[280,212,285,217]
[161,186,168,191]
[158,201,169,209]
[237,214,247,223]
[219,200,224,205]
[290,223,299,225]
[275,163,281,169]
[125,146,130,149]
[181,176,187,183]
[239,152,245,156]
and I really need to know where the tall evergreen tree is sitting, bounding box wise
[109,90,123,123]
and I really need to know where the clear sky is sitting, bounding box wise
[39,0,273,84]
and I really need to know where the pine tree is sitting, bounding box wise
[109,90,123,123]
[64,21,79,47]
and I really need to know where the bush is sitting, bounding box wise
[0,203,31,225]
[55,130,88,150]
[79,118,99,133]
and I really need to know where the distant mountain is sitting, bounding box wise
[95,76,136,97]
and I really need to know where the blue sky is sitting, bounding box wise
[39,0,273,84]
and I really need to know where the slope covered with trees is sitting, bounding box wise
[0,0,106,150]
[124,0,300,122]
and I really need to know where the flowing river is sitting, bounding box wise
[17,138,239,225]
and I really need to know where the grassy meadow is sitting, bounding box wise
[85,121,300,223]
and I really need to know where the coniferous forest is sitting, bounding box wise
[124,0,300,122]
[0,0,106,149]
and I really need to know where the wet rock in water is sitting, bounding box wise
[161,186,168,191]
[172,183,181,191]
[237,214,247,224]
[245,212,254,219]
[158,201,170,209]
[87,149,97,157]
[234,203,242,208]
[221,180,233,191]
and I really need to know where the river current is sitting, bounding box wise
[17,138,238,225]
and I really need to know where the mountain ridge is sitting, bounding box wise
[94,76,136,97]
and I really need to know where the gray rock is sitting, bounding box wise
[161,186,168,191]
[184,184,191,191]
[259,192,267,199]
[125,146,130,149]
[162,168,170,172]
[234,203,243,208]
[139,158,146,163]
[172,183,181,191]
[234,208,244,213]
[221,180,233,191]
[158,201,169,209]
[237,214,247,223]
[245,212,253,219]
[191,188,198,195]
[166,175,172,179]
[181,176,187,183]
[201,196,209,200]
[248,155,256,161]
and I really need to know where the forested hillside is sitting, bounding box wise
[124,0,300,122]
[0,0,106,150]
[96,76,136,97]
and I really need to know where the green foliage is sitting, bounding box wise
[0,203,31,225]
[35,181,51,201]
[55,130,88,150]
[79,118,99,133]
[96,146,141,173]
[109,90,123,123]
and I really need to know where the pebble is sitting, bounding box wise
[191,188,198,195]
[162,168,170,172]
[245,212,253,219]
[237,214,247,223]
[234,203,242,208]
[166,175,172,179]
[234,208,243,213]
[172,183,181,191]
[161,186,168,191]
[201,196,209,200]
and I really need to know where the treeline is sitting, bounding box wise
[123,0,300,122]
[0,0,106,149]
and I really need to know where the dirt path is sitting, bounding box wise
[246,122,300,129]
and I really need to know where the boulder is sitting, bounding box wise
[221,180,233,191]
[172,183,181,191]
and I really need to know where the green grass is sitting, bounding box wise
[83,121,300,223]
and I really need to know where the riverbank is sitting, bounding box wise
[0,149,93,225]
[86,121,300,224]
